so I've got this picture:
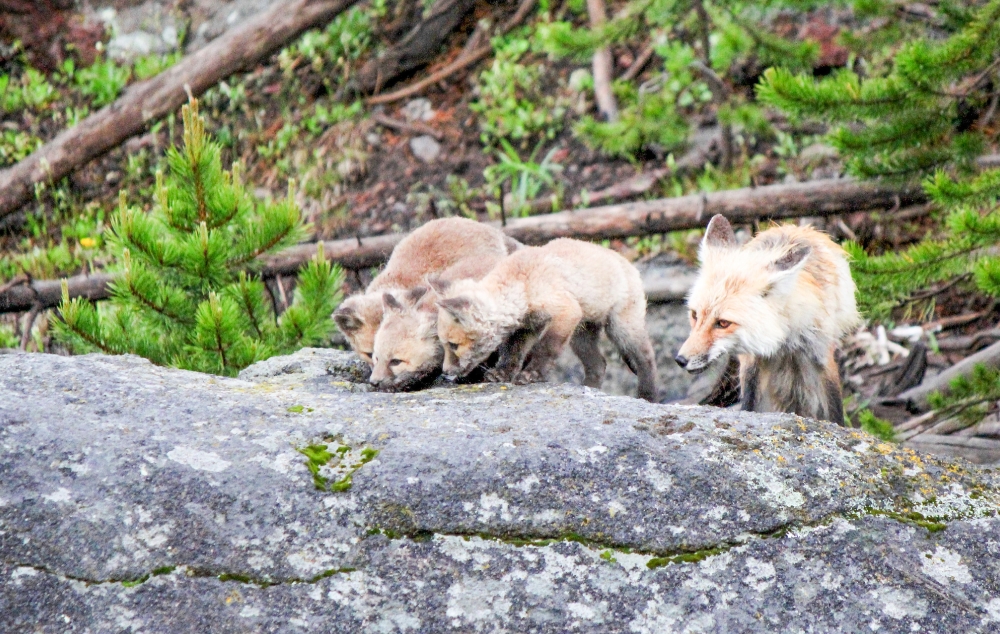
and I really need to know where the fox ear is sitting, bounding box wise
[702,215,737,250]
[764,245,811,296]
[333,306,362,332]
[771,245,811,272]
[382,292,406,313]
[427,276,450,295]
[437,296,472,324]
[406,286,429,305]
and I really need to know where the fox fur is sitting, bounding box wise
[333,217,519,367]
[433,238,659,402]
[676,214,860,424]
[368,287,444,391]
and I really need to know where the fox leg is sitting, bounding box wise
[606,305,658,402]
[570,322,606,388]
[516,304,582,384]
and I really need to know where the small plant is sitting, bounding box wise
[76,58,131,107]
[55,99,344,376]
[484,140,563,217]
[133,51,182,81]
[472,35,567,147]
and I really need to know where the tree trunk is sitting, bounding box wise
[0,0,361,221]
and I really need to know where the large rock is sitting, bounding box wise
[2,349,1000,632]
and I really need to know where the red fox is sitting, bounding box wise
[675,214,859,424]
[431,238,659,402]
[333,217,519,367]
[367,287,443,391]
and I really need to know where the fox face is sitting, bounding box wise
[434,292,510,377]
[370,288,443,391]
[333,294,383,367]
[676,215,813,373]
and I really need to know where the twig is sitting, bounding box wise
[366,0,537,106]
[619,41,656,82]
[19,302,41,351]
[587,0,618,122]
[0,273,28,296]
[371,113,443,140]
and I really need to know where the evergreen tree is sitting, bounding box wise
[55,99,344,376]
[758,0,1000,420]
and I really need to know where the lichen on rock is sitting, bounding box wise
[2,349,999,632]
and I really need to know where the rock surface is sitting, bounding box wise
[2,349,1000,632]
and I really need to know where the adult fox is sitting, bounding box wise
[676,215,859,424]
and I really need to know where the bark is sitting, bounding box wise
[501,178,926,245]
[0,0,361,221]
[0,178,924,314]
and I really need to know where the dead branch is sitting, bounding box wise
[365,0,537,105]
[0,178,923,314]
[502,178,926,245]
[587,0,619,122]
[371,113,443,140]
[619,42,656,82]
[0,0,360,221]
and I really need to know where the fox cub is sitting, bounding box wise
[432,238,659,402]
[333,217,518,368]
[368,287,444,391]
[676,215,859,424]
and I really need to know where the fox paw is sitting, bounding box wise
[514,369,545,385]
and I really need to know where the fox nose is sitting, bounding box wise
[674,354,689,369]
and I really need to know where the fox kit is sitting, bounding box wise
[675,214,859,424]
[333,217,519,367]
[367,287,443,391]
[433,238,659,402]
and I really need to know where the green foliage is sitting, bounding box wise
[760,0,1000,320]
[76,58,132,107]
[279,6,374,88]
[54,100,344,376]
[0,68,56,112]
[133,51,182,81]
[472,36,567,147]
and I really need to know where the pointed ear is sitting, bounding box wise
[406,286,429,305]
[382,292,405,313]
[427,276,450,296]
[333,306,362,332]
[437,296,472,324]
[763,245,811,296]
[702,215,737,249]
[771,245,811,272]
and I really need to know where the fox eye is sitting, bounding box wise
[389,359,403,367]
[690,310,697,321]
[715,319,732,329]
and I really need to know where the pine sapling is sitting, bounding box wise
[55,98,344,376]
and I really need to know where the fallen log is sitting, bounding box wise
[898,339,1000,409]
[0,0,361,221]
[500,178,926,244]
[0,178,923,314]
